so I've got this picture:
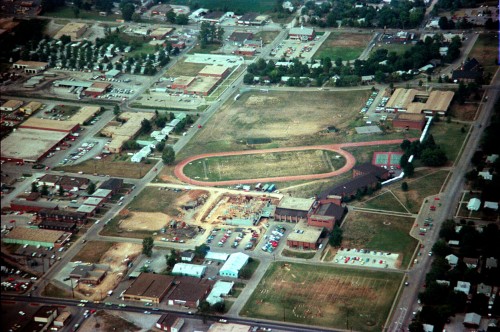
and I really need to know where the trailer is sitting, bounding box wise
[262,184,269,192]
[255,183,262,190]
[267,184,276,192]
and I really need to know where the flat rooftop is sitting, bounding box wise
[70,106,101,124]
[173,76,196,86]
[1,128,67,162]
[287,220,322,243]
[125,273,175,298]
[199,65,230,76]
[277,197,315,211]
[186,76,220,94]
[4,227,67,243]
[20,117,79,132]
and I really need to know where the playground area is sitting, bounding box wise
[372,151,403,169]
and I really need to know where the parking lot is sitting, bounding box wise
[269,33,328,62]
[206,227,262,252]
[332,248,400,269]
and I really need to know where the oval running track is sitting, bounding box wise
[174,139,408,187]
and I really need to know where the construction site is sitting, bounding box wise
[203,194,279,227]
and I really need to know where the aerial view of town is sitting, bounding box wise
[0,0,498,331]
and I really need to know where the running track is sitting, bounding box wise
[174,139,410,186]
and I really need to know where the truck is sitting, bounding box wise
[262,184,269,192]
[267,184,276,192]
[255,183,262,190]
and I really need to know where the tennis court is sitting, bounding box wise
[372,152,403,168]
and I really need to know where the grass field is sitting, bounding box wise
[355,191,410,213]
[42,283,72,298]
[388,169,449,213]
[372,43,412,56]
[45,7,122,22]
[183,149,346,181]
[100,215,153,239]
[240,262,401,331]
[177,89,372,159]
[55,158,154,179]
[281,249,316,259]
[429,122,470,163]
[254,31,280,44]
[314,32,373,61]
[127,187,186,215]
[71,241,114,264]
[468,33,498,81]
[165,58,207,77]
[172,0,276,12]
[341,211,417,268]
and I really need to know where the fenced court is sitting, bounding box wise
[372,151,403,168]
[241,263,401,331]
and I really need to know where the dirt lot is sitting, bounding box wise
[120,212,170,231]
[448,101,479,121]
[241,262,401,331]
[74,243,141,301]
[79,310,141,332]
[177,89,371,159]
[56,159,155,179]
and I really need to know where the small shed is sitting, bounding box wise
[467,198,481,211]
[463,312,481,328]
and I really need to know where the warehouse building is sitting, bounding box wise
[206,280,234,305]
[385,88,454,115]
[392,113,426,130]
[237,12,267,25]
[20,117,80,133]
[184,76,221,96]
[219,252,249,278]
[289,26,315,41]
[150,27,174,39]
[20,101,43,115]
[123,273,176,303]
[0,99,23,112]
[166,276,213,308]
[54,22,87,41]
[12,60,49,74]
[2,227,71,248]
[275,197,315,222]
[171,263,206,278]
[70,106,101,125]
[69,263,108,285]
[156,314,184,332]
[286,220,323,250]
[102,111,155,153]
[199,65,231,78]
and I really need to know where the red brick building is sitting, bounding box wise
[10,199,59,213]
[307,196,345,231]
[38,209,87,224]
[235,47,256,56]
[392,113,426,130]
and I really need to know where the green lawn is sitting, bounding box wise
[314,32,373,61]
[342,211,417,269]
[183,150,346,181]
[429,122,470,164]
[241,262,402,331]
[45,7,122,22]
[372,43,412,56]
[355,191,410,213]
[468,33,499,82]
[127,187,187,215]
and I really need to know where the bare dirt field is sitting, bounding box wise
[177,89,372,159]
[449,101,479,121]
[241,262,401,331]
[120,212,170,231]
[75,243,141,301]
[79,310,141,332]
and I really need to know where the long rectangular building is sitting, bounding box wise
[385,88,454,115]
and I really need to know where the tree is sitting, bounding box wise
[132,12,142,22]
[175,14,189,25]
[58,185,65,196]
[73,7,80,18]
[41,184,49,196]
[403,163,414,177]
[211,301,225,313]
[87,182,96,195]
[162,146,175,165]
[166,249,179,268]
[31,182,39,193]
[409,321,424,332]
[142,236,154,257]
[329,225,343,247]
[113,104,120,116]
[121,3,135,21]
[194,244,210,258]
[156,141,166,152]
[198,300,211,323]
[166,11,177,23]
[401,182,409,191]
[141,119,152,134]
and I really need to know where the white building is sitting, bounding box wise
[454,281,471,295]
[219,252,249,278]
[446,254,459,266]
[205,252,229,262]
[206,280,234,305]
[131,145,154,163]
[467,198,481,211]
[172,263,206,278]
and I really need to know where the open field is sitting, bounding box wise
[54,159,155,179]
[45,7,122,22]
[165,58,207,77]
[372,43,411,56]
[177,90,372,159]
[240,262,401,331]
[468,33,498,81]
[42,283,71,298]
[449,101,479,121]
[354,191,410,213]
[79,311,141,332]
[71,241,114,264]
[172,0,275,12]
[278,175,352,198]
[127,187,204,215]
[429,122,470,163]
[314,32,373,61]
[341,211,417,269]
[254,31,280,44]
[388,169,449,214]
[183,149,346,181]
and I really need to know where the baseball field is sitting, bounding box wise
[240,262,401,331]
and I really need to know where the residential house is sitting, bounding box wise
[463,312,481,328]
[454,281,471,295]
[446,254,459,267]
[477,283,492,297]
[155,314,184,332]
[180,251,195,262]
[486,257,498,269]
[463,257,479,269]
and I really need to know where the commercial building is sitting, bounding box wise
[275,197,315,222]
[237,12,267,25]
[235,47,256,56]
[185,76,221,96]
[385,88,454,115]
[289,26,315,41]
[0,99,23,112]
[199,65,231,78]
[228,31,254,45]
[20,101,43,115]
[20,117,80,133]
[200,11,226,24]
[156,315,184,332]
[171,76,196,90]
[91,188,113,201]
[150,27,174,39]
[69,106,100,126]
[102,111,156,153]
[392,113,426,130]
[123,273,175,303]
[2,227,71,248]
[69,263,108,285]
[208,323,252,332]
[219,252,249,278]
[151,4,173,16]
[10,199,59,212]
[38,209,87,224]
[205,252,229,262]
[98,178,123,194]
[54,22,87,41]
[76,204,98,217]
[206,280,234,305]
[53,311,71,328]
[286,219,323,249]
[171,263,206,278]
[166,277,213,308]
[307,196,345,231]
[83,82,111,98]
[12,60,49,74]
